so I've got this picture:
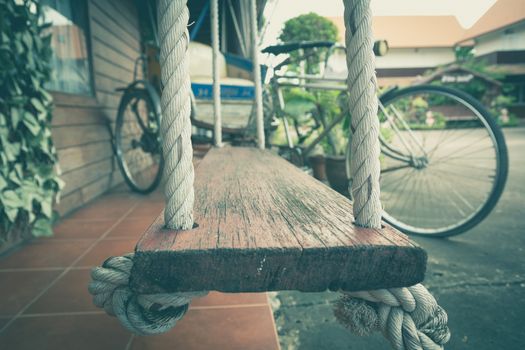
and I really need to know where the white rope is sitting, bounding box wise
[335,285,451,350]
[88,254,206,335]
[343,0,382,228]
[340,1,450,349]
[211,0,222,147]
[158,0,194,230]
[250,0,265,149]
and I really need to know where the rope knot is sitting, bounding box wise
[335,284,450,350]
[88,254,206,335]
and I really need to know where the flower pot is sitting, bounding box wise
[325,155,349,196]
[307,154,327,181]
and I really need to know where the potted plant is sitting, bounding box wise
[314,91,351,196]
[324,126,349,196]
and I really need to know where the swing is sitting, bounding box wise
[89,0,450,348]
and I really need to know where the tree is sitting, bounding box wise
[278,13,338,74]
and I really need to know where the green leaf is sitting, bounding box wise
[8,170,22,186]
[1,137,21,162]
[10,107,21,128]
[0,175,7,191]
[0,190,23,209]
[32,218,53,237]
[40,89,52,103]
[54,177,65,190]
[40,198,52,218]
[23,112,41,135]
[31,98,46,113]
[5,208,18,222]
[14,164,23,179]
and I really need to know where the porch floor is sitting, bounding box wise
[0,150,280,350]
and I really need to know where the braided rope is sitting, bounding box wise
[158,0,194,230]
[335,284,451,349]
[211,0,222,147]
[250,0,265,149]
[88,254,206,335]
[340,1,450,348]
[343,0,382,228]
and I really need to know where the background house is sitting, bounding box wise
[329,0,525,117]
[45,0,267,215]
[43,0,144,216]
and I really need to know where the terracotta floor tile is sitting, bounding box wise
[191,292,268,308]
[67,196,137,220]
[0,240,93,269]
[51,219,115,240]
[106,218,155,239]
[131,306,279,350]
[25,269,96,314]
[0,314,132,350]
[0,270,62,316]
[126,202,165,220]
[75,239,137,267]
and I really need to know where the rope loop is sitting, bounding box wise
[88,254,206,335]
[335,284,451,350]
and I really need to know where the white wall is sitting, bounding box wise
[376,47,456,69]
[473,22,525,57]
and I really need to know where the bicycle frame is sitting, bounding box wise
[267,67,425,169]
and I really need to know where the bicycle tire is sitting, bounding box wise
[115,86,164,194]
[377,84,508,237]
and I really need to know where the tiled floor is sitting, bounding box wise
[0,163,280,349]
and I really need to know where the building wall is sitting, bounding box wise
[473,22,525,56]
[52,0,142,215]
[376,47,456,69]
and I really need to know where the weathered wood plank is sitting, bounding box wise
[52,105,108,127]
[52,92,99,108]
[89,2,140,50]
[52,124,111,149]
[131,147,427,294]
[57,141,113,173]
[91,0,141,41]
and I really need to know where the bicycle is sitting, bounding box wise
[113,54,163,194]
[260,41,508,237]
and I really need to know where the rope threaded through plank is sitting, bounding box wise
[158,0,194,229]
[344,0,382,228]
[341,1,450,349]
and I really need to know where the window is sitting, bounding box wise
[41,0,93,95]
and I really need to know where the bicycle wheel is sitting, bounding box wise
[377,84,508,237]
[115,87,163,194]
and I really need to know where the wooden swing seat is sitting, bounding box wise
[129,147,426,294]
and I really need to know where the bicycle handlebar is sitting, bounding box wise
[261,41,335,55]
[261,39,389,57]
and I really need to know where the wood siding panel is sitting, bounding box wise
[52,0,141,216]
[61,158,114,196]
[57,141,114,173]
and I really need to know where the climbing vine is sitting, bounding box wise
[0,0,62,239]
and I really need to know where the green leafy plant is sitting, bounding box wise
[0,0,62,240]
[278,13,339,74]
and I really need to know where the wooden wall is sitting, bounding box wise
[52,0,142,216]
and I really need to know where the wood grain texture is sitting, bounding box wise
[131,147,427,294]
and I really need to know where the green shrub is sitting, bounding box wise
[0,0,62,239]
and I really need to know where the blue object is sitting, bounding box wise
[223,53,254,72]
[192,83,255,100]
